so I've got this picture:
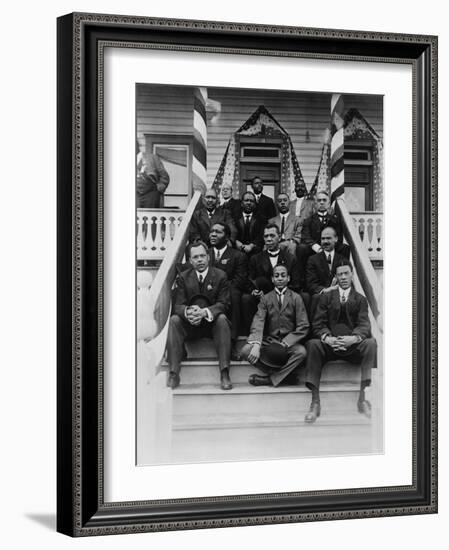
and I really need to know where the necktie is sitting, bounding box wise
[277,292,283,309]
[198,274,203,289]
[280,216,285,237]
[215,250,220,262]
[243,216,250,241]
[327,253,332,265]
[341,293,347,304]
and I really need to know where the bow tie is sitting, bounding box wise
[268,251,280,257]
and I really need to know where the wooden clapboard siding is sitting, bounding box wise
[344,94,383,139]
[207,88,332,188]
[136,84,383,190]
[136,84,193,148]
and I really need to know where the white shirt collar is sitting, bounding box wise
[213,246,227,259]
[243,212,253,219]
[196,268,209,280]
[324,249,335,263]
[275,287,287,295]
[339,286,351,300]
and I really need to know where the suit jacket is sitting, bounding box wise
[312,287,372,340]
[209,246,248,292]
[248,288,309,347]
[269,212,302,244]
[289,198,315,232]
[306,250,347,295]
[300,211,343,246]
[189,206,237,245]
[249,249,302,293]
[235,213,266,254]
[220,197,241,221]
[173,267,230,321]
[254,193,276,220]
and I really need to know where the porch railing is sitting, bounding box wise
[137,208,185,260]
[351,212,384,262]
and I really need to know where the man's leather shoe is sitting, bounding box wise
[304,401,321,423]
[220,369,233,390]
[357,399,372,418]
[248,374,273,386]
[167,372,180,389]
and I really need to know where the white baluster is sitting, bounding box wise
[376,216,384,259]
[137,212,144,257]
[366,217,374,253]
[153,214,164,253]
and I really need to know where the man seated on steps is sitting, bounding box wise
[166,241,233,391]
[241,223,303,334]
[208,222,248,360]
[304,260,377,423]
[305,226,347,316]
[240,264,309,387]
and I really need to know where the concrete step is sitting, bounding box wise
[172,382,364,424]
[168,359,364,385]
[169,421,378,464]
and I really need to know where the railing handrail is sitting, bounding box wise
[350,211,384,216]
[145,191,202,338]
[337,197,383,329]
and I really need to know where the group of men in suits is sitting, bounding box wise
[166,176,376,422]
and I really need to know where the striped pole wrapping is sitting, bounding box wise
[330,94,344,203]
[192,87,208,194]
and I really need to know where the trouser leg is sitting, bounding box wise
[211,314,232,371]
[355,337,377,386]
[230,287,241,341]
[270,343,307,387]
[304,338,330,392]
[166,314,188,375]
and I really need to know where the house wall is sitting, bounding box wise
[136,84,383,190]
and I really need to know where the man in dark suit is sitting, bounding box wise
[306,226,347,296]
[136,151,170,208]
[209,222,248,356]
[251,176,276,220]
[219,182,241,220]
[241,223,303,334]
[304,260,376,422]
[240,264,309,387]
[235,191,266,258]
[297,191,350,271]
[166,241,233,390]
[189,188,237,246]
[269,193,302,256]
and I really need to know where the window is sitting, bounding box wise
[344,144,374,211]
[145,135,193,209]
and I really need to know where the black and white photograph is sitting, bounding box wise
[136,84,384,466]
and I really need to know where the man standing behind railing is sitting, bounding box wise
[166,241,233,391]
[136,149,170,208]
[189,188,237,247]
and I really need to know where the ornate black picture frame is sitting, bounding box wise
[57,12,437,536]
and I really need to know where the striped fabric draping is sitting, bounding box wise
[330,94,345,203]
[192,87,208,194]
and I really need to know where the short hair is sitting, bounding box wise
[251,176,263,184]
[241,191,256,201]
[204,188,217,197]
[264,223,280,235]
[335,259,353,272]
[321,225,338,237]
[316,190,329,197]
[221,182,232,189]
[276,192,289,201]
[210,222,231,239]
[187,240,209,257]
[273,263,289,275]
